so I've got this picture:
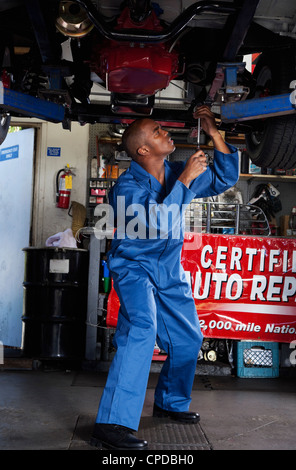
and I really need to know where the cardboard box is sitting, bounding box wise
[280,215,291,236]
[249,162,261,174]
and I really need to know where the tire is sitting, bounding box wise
[0,113,10,145]
[245,48,296,170]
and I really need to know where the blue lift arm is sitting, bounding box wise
[218,60,296,123]
[221,92,296,123]
[0,83,65,123]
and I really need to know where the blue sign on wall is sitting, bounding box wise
[47,146,61,157]
[0,145,19,162]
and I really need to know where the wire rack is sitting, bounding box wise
[185,202,271,236]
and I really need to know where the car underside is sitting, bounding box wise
[0,0,296,168]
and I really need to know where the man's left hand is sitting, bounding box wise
[193,105,219,139]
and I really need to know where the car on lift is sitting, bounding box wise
[0,0,296,169]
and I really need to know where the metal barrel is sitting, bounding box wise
[22,247,89,360]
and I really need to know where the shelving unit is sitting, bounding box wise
[87,132,126,225]
[86,133,123,360]
[87,178,116,226]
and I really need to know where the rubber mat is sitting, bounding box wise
[69,414,212,450]
[137,417,211,450]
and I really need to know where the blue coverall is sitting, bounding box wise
[96,143,239,431]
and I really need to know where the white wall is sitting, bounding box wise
[0,128,35,346]
[12,118,90,246]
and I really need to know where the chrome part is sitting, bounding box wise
[55,1,94,37]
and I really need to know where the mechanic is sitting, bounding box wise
[91,105,239,450]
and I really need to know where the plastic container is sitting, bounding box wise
[236,341,279,378]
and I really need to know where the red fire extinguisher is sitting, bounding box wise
[56,164,74,209]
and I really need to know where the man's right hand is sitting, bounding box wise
[178,150,208,188]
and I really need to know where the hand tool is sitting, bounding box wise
[195,116,210,164]
[196,117,201,150]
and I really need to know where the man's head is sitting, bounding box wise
[122,118,175,162]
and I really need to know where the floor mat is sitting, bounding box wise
[137,417,211,450]
[69,414,212,451]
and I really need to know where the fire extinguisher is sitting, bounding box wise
[56,164,74,209]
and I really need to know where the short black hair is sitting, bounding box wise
[121,118,151,160]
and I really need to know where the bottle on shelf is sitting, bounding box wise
[91,156,97,178]
[98,154,106,178]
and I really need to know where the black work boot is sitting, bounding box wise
[153,403,200,423]
[90,423,148,450]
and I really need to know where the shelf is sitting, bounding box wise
[89,177,118,181]
[239,173,296,182]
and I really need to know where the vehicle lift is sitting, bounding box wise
[0,0,295,133]
[0,65,295,131]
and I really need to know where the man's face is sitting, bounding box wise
[140,119,175,158]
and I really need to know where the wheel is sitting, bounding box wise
[0,113,11,145]
[204,350,217,362]
[245,48,296,170]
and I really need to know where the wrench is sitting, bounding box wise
[196,117,201,150]
[196,117,211,164]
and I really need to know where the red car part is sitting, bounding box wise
[90,7,179,95]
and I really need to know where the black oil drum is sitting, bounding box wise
[22,247,89,359]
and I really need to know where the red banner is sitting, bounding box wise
[182,233,296,343]
[107,234,296,343]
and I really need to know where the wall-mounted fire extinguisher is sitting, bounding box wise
[56,164,75,209]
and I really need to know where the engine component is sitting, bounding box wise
[93,42,179,95]
[91,6,179,96]
[56,1,94,37]
[185,62,207,84]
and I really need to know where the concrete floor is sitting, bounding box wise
[0,358,296,452]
